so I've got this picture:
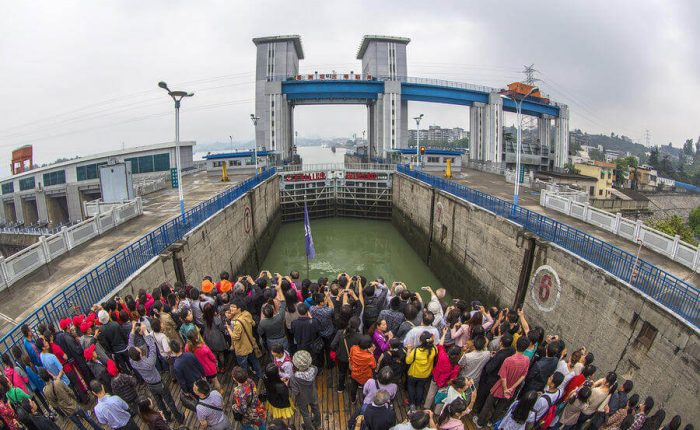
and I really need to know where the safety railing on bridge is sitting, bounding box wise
[0,168,276,354]
[0,199,143,292]
[391,76,498,94]
[397,165,700,328]
[278,163,396,172]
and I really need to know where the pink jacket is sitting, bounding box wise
[190,344,218,377]
[4,367,28,394]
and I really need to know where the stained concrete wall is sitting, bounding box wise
[392,173,699,423]
[114,175,280,298]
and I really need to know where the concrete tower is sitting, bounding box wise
[252,35,304,161]
[357,35,410,158]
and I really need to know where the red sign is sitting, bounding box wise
[283,172,326,182]
[345,172,378,180]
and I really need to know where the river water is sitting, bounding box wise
[263,145,444,292]
[261,218,445,291]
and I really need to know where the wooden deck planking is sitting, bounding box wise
[56,364,477,430]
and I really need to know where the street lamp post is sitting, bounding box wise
[413,114,424,169]
[511,86,538,207]
[158,81,193,218]
[249,114,259,173]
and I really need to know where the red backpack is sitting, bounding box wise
[535,391,560,430]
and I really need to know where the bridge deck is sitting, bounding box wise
[54,365,477,430]
[455,168,699,286]
[0,171,251,337]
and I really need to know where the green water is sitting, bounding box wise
[261,218,445,292]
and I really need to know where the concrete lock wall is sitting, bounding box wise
[114,175,281,299]
[391,173,699,423]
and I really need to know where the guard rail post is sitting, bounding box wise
[61,226,72,250]
[38,236,51,263]
[0,257,8,291]
[672,235,681,260]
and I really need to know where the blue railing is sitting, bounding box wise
[0,168,276,353]
[397,165,700,328]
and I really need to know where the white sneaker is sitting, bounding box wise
[472,415,483,429]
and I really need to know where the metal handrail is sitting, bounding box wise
[397,165,700,328]
[278,163,397,172]
[0,168,276,353]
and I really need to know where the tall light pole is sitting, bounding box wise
[511,86,538,207]
[249,114,259,173]
[158,81,193,218]
[414,114,424,169]
[229,135,233,153]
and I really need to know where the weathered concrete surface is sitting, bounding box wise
[393,172,699,423]
[115,175,280,299]
[0,172,248,335]
[0,233,39,257]
[455,168,699,287]
[644,192,700,220]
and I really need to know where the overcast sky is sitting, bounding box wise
[0,0,698,175]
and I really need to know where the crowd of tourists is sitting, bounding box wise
[0,270,693,430]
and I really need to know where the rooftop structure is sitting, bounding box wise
[356,35,411,59]
[252,35,304,59]
[0,141,194,227]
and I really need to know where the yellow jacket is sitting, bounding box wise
[406,346,436,378]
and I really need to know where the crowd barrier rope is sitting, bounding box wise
[397,165,699,329]
[0,168,276,353]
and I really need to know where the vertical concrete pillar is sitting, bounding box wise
[66,184,83,222]
[376,80,403,157]
[12,194,24,224]
[538,115,552,162]
[252,36,303,163]
[469,103,485,161]
[35,191,49,224]
[0,200,6,223]
[367,103,378,160]
[485,92,504,163]
[372,95,386,157]
[554,105,570,168]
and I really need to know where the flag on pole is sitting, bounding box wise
[304,202,315,259]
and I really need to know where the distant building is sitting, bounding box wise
[574,161,616,198]
[0,141,194,226]
[535,171,598,197]
[393,148,464,172]
[604,149,626,162]
[629,166,658,191]
[408,126,466,145]
[203,151,274,176]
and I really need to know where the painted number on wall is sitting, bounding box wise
[530,265,561,312]
[244,206,252,234]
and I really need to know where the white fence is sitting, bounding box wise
[540,190,700,272]
[505,169,533,188]
[0,198,143,291]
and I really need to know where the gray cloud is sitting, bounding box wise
[0,0,698,175]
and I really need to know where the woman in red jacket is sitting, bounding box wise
[185,331,221,390]
[425,326,463,410]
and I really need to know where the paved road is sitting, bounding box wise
[0,171,250,336]
[452,168,699,287]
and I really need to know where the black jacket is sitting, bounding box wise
[99,321,128,354]
[291,316,321,353]
[523,356,559,393]
[331,330,362,363]
[363,404,396,430]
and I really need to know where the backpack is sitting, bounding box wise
[363,298,381,325]
[534,392,558,430]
